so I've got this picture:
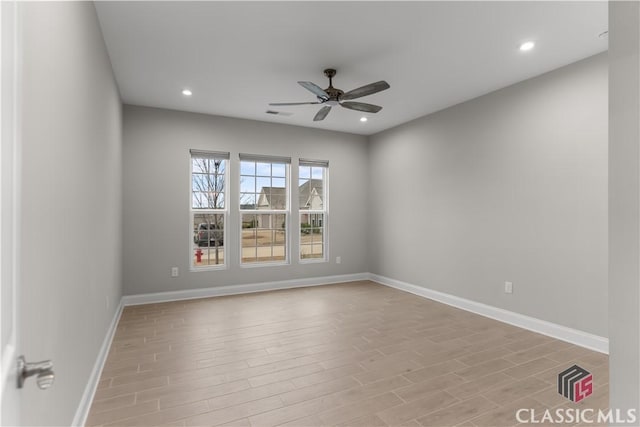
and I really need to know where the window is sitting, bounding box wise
[190,150,229,268]
[239,154,290,264]
[299,159,328,261]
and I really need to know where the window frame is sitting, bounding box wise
[189,150,229,271]
[298,159,329,263]
[238,154,291,267]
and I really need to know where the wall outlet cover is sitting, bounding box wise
[505,281,513,294]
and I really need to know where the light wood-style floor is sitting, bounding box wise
[86,281,609,427]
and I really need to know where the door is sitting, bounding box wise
[1,1,20,424]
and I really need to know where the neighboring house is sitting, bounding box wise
[256,186,287,228]
[299,179,324,227]
[257,186,287,210]
[256,179,323,228]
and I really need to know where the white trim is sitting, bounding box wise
[368,273,609,354]
[299,258,329,265]
[298,163,328,263]
[239,161,291,266]
[122,273,369,306]
[71,299,124,427]
[0,341,16,397]
[190,153,228,270]
[239,260,291,269]
[1,3,21,422]
[76,272,608,425]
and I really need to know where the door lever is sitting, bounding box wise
[17,355,55,389]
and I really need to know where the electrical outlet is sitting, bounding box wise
[504,281,513,294]
[336,256,341,264]
[105,296,110,310]
[171,267,179,277]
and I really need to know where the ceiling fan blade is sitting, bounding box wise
[340,102,383,113]
[298,81,330,100]
[269,102,321,106]
[341,81,390,101]
[313,106,332,121]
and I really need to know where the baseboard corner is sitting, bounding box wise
[367,273,609,354]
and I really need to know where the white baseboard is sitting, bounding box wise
[368,273,609,354]
[121,272,608,353]
[72,299,124,427]
[74,271,607,426]
[121,273,369,306]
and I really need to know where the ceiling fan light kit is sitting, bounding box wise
[269,68,390,122]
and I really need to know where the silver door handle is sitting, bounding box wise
[17,355,55,389]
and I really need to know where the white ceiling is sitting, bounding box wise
[95,1,607,136]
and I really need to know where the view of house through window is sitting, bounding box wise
[190,150,228,268]
[240,155,290,264]
[190,152,326,267]
[299,160,327,261]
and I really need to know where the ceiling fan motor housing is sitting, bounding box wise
[320,89,344,106]
[321,69,343,105]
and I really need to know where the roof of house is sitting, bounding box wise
[299,179,323,208]
[256,179,324,210]
[257,187,287,209]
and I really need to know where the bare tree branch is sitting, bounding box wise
[192,158,225,265]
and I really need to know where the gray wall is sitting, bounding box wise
[9,2,620,423]
[19,3,122,425]
[368,53,608,337]
[609,1,640,415]
[122,106,368,295]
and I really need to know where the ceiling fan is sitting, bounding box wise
[269,69,390,121]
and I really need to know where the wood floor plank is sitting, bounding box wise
[104,401,210,427]
[317,392,403,425]
[278,376,361,406]
[86,281,609,427]
[207,380,295,411]
[86,400,159,426]
[416,396,498,426]
[375,390,459,425]
[186,395,283,426]
[393,373,466,402]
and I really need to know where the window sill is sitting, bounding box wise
[299,258,328,264]
[190,265,227,272]
[240,261,290,269]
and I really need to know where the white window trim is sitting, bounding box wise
[239,212,291,268]
[298,162,329,263]
[239,160,291,267]
[298,211,328,264]
[189,151,229,271]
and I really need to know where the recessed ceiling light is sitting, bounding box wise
[519,41,535,52]
[182,89,193,96]
[360,117,368,122]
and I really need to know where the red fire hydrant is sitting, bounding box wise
[195,249,203,263]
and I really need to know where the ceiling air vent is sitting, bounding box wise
[265,110,293,116]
